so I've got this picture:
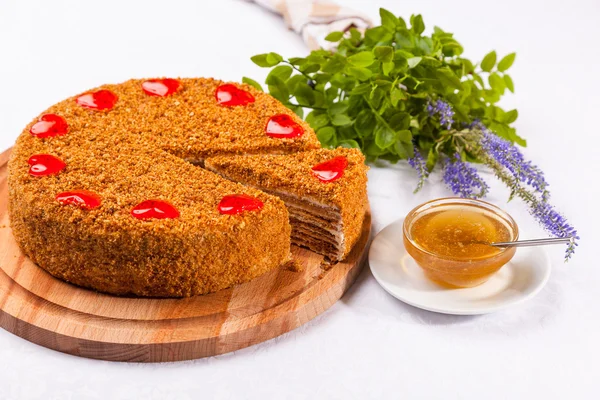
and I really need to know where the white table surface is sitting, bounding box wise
[1,0,599,398]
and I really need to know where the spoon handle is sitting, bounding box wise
[491,237,574,248]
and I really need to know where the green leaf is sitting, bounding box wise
[266,76,289,103]
[435,67,463,90]
[397,17,407,29]
[374,46,394,62]
[481,50,497,72]
[497,53,516,72]
[410,14,425,35]
[347,66,373,81]
[266,65,293,85]
[394,32,412,50]
[350,83,372,95]
[394,141,414,159]
[251,52,283,67]
[322,56,346,74]
[290,106,304,118]
[316,126,336,143]
[288,57,306,66]
[503,109,518,124]
[349,28,362,43]
[339,139,360,149]
[328,102,349,115]
[390,87,406,106]
[382,61,394,76]
[380,8,398,30]
[488,73,505,93]
[308,113,330,129]
[331,114,353,126]
[504,74,515,92]
[286,75,306,93]
[325,31,344,42]
[365,140,386,157]
[389,113,410,130]
[348,51,375,67]
[375,124,397,149]
[397,129,412,143]
[407,57,422,68]
[242,77,263,91]
[426,147,439,171]
[294,82,315,105]
[301,64,320,74]
[365,26,394,44]
[354,109,376,138]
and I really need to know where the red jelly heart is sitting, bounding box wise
[265,114,305,138]
[76,89,118,110]
[142,78,180,97]
[28,154,66,176]
[218,194,264,215]
[56,190,102,209]
[29,114,68,138]
[131,200,180,220]
[216,84,255,106]
[311,156,349,183]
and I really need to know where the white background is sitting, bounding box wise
[1,0,599,399]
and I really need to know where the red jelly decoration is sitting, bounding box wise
[311,156,349,183]
[131,200,180,220]
[28,154,66,176]
[29,114,68,138]
[142,78,180,97]
[56,190,102,209]
[218,194,264,215]
[215,84,255,106]
[265,114,305,138]
[76,90,118,110]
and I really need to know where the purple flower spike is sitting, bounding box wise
[408,147,429,193]
[475,121,549,197]
[530,201,579,260]
[443,154,489,198]
[427,99,454,129]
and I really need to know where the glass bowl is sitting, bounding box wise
[403,198,519,288]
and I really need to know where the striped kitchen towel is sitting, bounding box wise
[245,0,372,49]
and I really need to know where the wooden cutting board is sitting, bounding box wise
[0,148,370,362]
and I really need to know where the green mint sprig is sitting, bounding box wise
[244,8,522,169]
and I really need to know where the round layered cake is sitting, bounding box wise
[8,78,321,297]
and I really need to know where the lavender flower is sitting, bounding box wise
[478,138,579,261]
[530,201,579,260]
[474,121,549,199]
[408,147,429,193]
[427,99,454,129]
[442,153,489,198]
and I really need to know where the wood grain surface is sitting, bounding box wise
[0,148,371,362]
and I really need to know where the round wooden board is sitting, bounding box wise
[0,148,370,362]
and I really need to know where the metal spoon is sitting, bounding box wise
[488,237,575,248]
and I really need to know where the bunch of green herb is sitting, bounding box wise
[244,8,578,259]
[244,9,520,169]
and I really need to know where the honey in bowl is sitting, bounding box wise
[403,198,518,288]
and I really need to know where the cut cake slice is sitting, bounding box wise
[205,148,368,261]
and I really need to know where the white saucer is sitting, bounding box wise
[369,219,551,315]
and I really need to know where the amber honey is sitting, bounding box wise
[403,198,518,288]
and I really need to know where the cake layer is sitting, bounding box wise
[290,218,342,246]
[291,233,340,259]
[287,205,340,228]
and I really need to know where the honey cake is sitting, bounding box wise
[8,77,319,297]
